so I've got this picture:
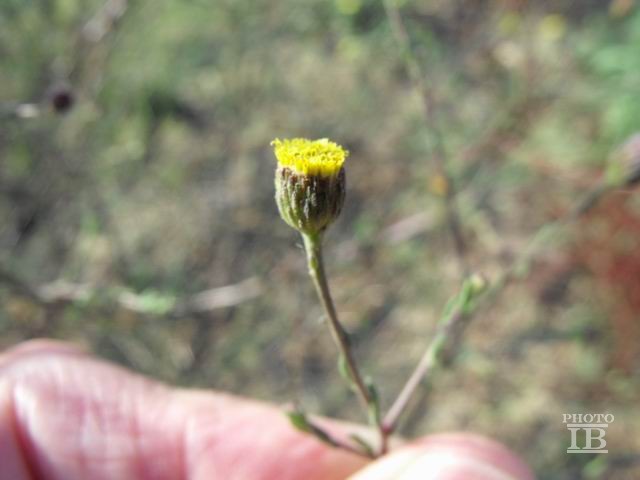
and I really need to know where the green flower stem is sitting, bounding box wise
[302,232,387,455]
[302,233,370,407]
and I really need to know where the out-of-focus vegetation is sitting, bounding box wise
[1,0,640,477]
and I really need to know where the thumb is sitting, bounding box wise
[349,433,535,480]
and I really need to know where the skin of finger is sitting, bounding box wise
[0,341,367,480]
[0,340,87,367]
[0,340,92,479]
[348,433,535,480]
[0,341,535,480]
[0,384,33,479]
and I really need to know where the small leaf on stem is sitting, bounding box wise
[286,409,312,433]
[366,378,381,426]
[338,353,355,387]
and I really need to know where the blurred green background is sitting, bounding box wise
[1,0,640,477]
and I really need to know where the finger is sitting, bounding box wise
[0,340,367,480]
[0,339,87,367]
[348,433,535,480]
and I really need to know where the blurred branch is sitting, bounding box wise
[0,267,48,307]
[172,277,263,315]
[383,0,469,276]
[379,91,557,246]
[0,103,42,120]
[82,0,129,43]
[380,211,435,245]
[382,173,635,436]
[457,92,552,184]
[0,269,263,317]
[0,0,132,120]
[69,0,133,86]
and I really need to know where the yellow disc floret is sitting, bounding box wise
[271,138,348,177]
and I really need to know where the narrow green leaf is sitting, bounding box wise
[286,409,312,433]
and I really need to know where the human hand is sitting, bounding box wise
[0,340,534,479]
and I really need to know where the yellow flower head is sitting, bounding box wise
[272,137,347,235]
[271,138,348,177]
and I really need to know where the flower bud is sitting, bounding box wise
[272,138,347,236]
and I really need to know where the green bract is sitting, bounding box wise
[275,165,346,236]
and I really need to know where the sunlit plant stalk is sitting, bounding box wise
[302,232,374,413]
[272,138,385,456]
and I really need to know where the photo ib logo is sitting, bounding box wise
[563,413,614,454]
